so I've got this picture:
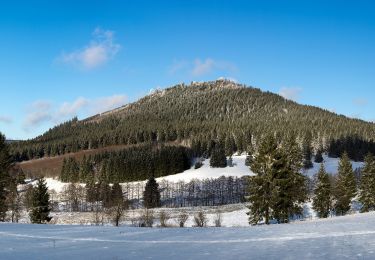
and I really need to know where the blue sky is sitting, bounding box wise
[1,0,375,140]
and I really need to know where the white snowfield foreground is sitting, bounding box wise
[1,212,375,260]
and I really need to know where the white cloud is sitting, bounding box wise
[58,97,89,118]
[192,58,216,76]
[352,98,368,107]
[91,95,127,114]
[23,95,127,131]
[192,58,236,77]
[0,115,12,124]
[279,87,302,102]
[24,100,53,129]
[168,58,237,77]
[58,28,121,70]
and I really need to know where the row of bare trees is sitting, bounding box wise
[56,176,248,213]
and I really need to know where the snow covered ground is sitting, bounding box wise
[38,154,364,193]
[157,154,253,182]
[1,211,375,260]
[304,155,363,177]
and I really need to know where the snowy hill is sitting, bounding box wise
[2,211,375,259]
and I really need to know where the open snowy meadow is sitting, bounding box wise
[1,211,375,260]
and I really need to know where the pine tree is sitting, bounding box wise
[30,178,52,224]
[0,133,12,221]
[273,135,307,223]
[210,143,227,168]
[312,164,332,218]
[143,176,161,208]
[248,134,307,225]
[358,153,375,212]
[270,149,295,223]
[334,152,356,215]
[247,135,278,225]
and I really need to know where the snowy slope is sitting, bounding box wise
[304,155,364,177]
[157,154,254,182]
[2,212,375,259]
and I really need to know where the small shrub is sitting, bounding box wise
[176,210,189,227]
[193,211,207,227]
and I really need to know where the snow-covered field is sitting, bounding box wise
[2,212,375,260]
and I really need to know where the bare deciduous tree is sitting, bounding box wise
[176,210,189,227]
[193,211,207,227]
[139,208,154,227]
[158,210,170,227]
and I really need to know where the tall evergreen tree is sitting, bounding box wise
[143,176,161,208]
[312,164,332,218]
[247,135,278,225]
[358,153,375,212]
[30,178,52,224]
[0,133,12,221]
[248,134,307,225]
[334,152,356,215]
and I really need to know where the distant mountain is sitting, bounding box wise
[10,79,375,161]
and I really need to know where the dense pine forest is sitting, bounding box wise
[9,80,375,164]
[60,144,192,183]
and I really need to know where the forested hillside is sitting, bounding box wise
[10,79,375,162]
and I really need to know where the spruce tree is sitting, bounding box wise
[30,178,51,224]
[0,133,11,221]
[247,135,278,225]
[273,135,307,223]
[210,143,227,168]
[143,176,161,208]
[334,152,356,215]
[358,153,375,212]
[312,164,332,218]
[270,149,295,223]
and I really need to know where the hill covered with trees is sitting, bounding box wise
[10,79,375,163]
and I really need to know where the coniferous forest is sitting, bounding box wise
[9,80,375,163]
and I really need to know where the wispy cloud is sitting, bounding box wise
[57,28,121,70]
[23,95,127,130]
[352,98,368,107]
[279,87,302,102]
[0,115,13,124]
[169,58,237,77]
[24,101,53,129]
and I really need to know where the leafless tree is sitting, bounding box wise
[176,210,189,227]
[139,208,154,227]
[105,199,129,227]
[193,210,207,227]
[159,210,170,227]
